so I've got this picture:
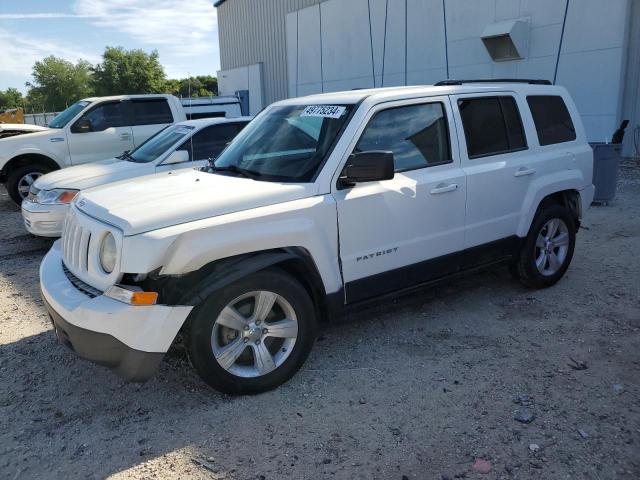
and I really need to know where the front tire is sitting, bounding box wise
[185,269,317,395]
[513,204,576,288]
[7,163,54,205]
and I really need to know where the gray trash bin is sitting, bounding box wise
[590,143,622,204]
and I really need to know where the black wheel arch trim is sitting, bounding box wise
[138,247,331,309]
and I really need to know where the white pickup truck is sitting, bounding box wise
[0,94,186,204]
[40,81,594,395]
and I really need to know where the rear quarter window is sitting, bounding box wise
[131,99,174,125]
[526,95,576,146]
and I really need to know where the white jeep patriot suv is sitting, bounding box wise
[40,80,594,394]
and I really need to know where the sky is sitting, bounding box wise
[0,0,221,93]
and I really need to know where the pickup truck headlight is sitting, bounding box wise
[35,188,79,204]
[99,232,117,273]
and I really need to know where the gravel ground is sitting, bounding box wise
[1,167,639,480]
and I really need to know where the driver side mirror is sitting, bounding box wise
[340,151,395,186]
[73,118,93,133]
[163,149,190,165]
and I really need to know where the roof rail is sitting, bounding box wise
[434,79,552,86]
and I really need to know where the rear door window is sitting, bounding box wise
[526,95,576,145]
[131,99,174,125]
[354,102,452,172]
[457,96,527,159]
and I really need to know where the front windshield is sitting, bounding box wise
[48,101,90,128]
[213,104,353,182]
[125,124,195,163]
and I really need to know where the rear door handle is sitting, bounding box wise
[514,167,536,177]
[119,133,131,141]
[430,183,458,194]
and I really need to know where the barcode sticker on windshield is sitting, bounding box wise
[301,105,346,119]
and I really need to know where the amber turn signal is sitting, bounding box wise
[58,191,79,203]
[105,285,158,305]
[130,291,159,305]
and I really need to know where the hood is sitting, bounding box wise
[0,126,59,145]
[34,158,151,191]
[0,123,50,140]
[0,123,49,133]
[77,169,318,236]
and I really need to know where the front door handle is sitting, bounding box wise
[430,183,458,194]
[119,133,131,141]
[514,167,536,177]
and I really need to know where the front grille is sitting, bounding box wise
[62,262,102,298]
[61,211,91,273]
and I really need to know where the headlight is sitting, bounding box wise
[99,233,117,273]
[35,188,79,204]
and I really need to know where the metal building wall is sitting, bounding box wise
[216,0,324,106]
[284,0,631,144]
[217,0,635,147]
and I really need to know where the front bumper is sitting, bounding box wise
[21,200,68,237]
[40,241,192,382]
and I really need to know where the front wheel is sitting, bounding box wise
[185,269,316,395]
[513,204,576,289]
[7,163,54,205]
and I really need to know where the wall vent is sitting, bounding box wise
[481,18,530,62]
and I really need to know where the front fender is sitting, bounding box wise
[0,144,66,171]
[517,169,587,237]
[120,195,343,296]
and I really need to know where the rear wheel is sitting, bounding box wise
[513,204,576,288]
[7,163,54,205]
[185,269,316,395]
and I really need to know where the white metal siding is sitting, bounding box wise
[217,0,636,145]
[217,0,324,105]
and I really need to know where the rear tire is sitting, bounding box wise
[7,163,54,205]
[185,269,316,395]
[513,204,576,289]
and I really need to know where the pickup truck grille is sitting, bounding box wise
[61,211,91,273]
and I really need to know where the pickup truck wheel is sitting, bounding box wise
[7,164,52,205]
[185,269,316,395]
[514,205,576,288]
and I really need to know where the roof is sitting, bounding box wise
[177,116,253,128]
[274,83,566,106]
[81,94,176,103]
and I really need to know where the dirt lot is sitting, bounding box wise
[1,167,639,480]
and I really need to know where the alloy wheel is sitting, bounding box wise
[534,218,570,276]
[17,172,43,199]
[211,290,299,378]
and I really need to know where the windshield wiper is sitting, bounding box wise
[117,150,134,162]
[210,164,260,179]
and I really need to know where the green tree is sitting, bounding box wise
[93,47,167,95]
[0,88,25,109]
[25,56,93,112]
[163,78,181,97]
[178,75,218,97]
